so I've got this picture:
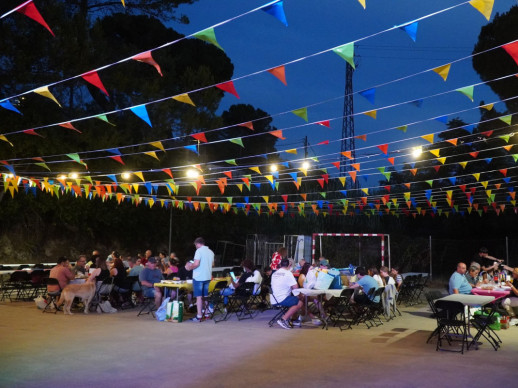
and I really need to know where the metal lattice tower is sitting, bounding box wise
[340,62,358,190]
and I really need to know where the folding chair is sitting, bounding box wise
[223,282,256,322]
[137,284,157,317]
[7,271,32,301]
[425,291,447,343]
[469,307,502,351]
[42,278,62,314]
[364,287,385,328]
[91,277,114,313]
[267,286,289,327]
[435,300,469,354]
[204,280,229,322]
[324,288,354,330]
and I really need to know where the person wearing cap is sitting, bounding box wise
[185,237,214,322]
[349,266,380,304]
[502,268,518,317]
[465,262,484,287]
[271,258,303,329]
[139,257,163,309]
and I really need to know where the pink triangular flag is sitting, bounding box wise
[132,51,163,76]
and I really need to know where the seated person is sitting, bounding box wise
[380,266,395,286]
[166,257,179,277]
[88,256,110,283]
[48,257,75,292]
[110,257,129,290]
[303,259,329,289]
[368,266,384,288]
[271,258,303,329]
[349,266,379,304]
[448,262,472,295]
[138,257,164,309]
[73,255,88,276]
[297,262,312,288]
[503,267,518,317]
[221,259,262,303]
[390,267,403,291]
[464,262,484,287]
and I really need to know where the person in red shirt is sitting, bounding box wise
[141,250,152,266]
[270,247,287,271]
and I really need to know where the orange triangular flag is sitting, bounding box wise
[341,151,353,159]
[446,138,458,146]
[238,122,254,130]
[267,66,287,86]
[269,130,285,139]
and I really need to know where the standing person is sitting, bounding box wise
[476,247,502,278]
[185,237,214,322]
[271,258,303,329]
[270,247,287,271]
[48,257,75,293]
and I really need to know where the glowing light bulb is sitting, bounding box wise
[270,164,278,172]
[412,147,422,158]
[302,161,310,169]
[121,172,131,180]
[69,172,79,179]
[186,169,199,179]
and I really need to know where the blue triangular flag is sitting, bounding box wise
[244,196,249,204]
[361,174,369,182]
[340,190,347,197]
[359,88,376,105]
[4,164,15,175]
[317,200,323,209]
[435,115,448,124]
[449,177,456,185]
[503,177,511,184]
[399,21,418,42]
[184,145,198,154]
[130,105,152,127]
[485,158,492,164]
[0,100,22,114]
[289,172,297,181]
[425,189,432,200]
[272,171,279,179]
[281,162,289,168]
[144,182,153,194]
[409,162,416,169]
[464,124,475,133]
[107,148,121,156]
[262,1,288,26]
[253,183,261,189]
[270,180,276,190]
[152,184,159,193]
[107,174,118,184]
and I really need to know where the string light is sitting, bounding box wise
[412,147,423,158]
[121,172,131,180]
[186,169,199,179]
[270,164,278,172]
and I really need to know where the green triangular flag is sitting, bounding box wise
[499,134,510,143]
[456,85,474,101]
[319,192,326,198]
[227,197,233,204]
[426,180,433,187]
[95,114,115,126]
[229,138,244,147]
[512,154,518,162]
[396,125,408,133]
[193,28,224,51]
[34,162,50,171]
[66,153,81,163]
[332,42,355,68]
[499,115,512,125]
[291,107,308,122]
[310,156,319,162]
[225,159,237,165]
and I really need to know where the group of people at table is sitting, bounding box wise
[269,247,403,330]
[448,247,518,316]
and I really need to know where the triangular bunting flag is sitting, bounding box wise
[333,43,355,68]
[132,51,163,76]
[399,21,418,42]
[193,28,224,51]
[359,88,375,104]
[267,65,287,85]
[262,1,288,26]
[172,93,195,106]
[130,105,152,127]
[33,86,61,107]
[432,64,451,81]
[229,138,244,148]
[456,85,474,101]
[81,71,109,96]
[292,107,308,122]
[17,1,55,36]
[469,0,494,21]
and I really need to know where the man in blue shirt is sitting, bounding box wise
[449,262,472,295]
[185,237,214,322]
[349,266,379,304]
[139,257,163,308]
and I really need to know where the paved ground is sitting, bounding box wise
[0,299,516,388]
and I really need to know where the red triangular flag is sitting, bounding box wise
[82,71,109,96]
[322,174,329,184]
[481,130,493,137]
[223,171,232,179]
[433,165,440,173]
[387,157,395,165]
[267,66,287,86]
[317,179,325,188]
[238,122,254,130]
[110,155,125,165]
[316,120,330,128]
[59,122,81,133]
[404,183,411,189]
[384,185,391,192]
[469,152,479,158]
[377,144,389,155]
[459,185,466,192]
[17,1,55,37]
[162,168,173,178]
[281,195,288,203]
[132,51,163,76]
[317,140,329,145]
[503,41,518,67]
[191,132,208,143]
[331,161,340,170]
[23,129,43,137]
[499,169,508,177]
[216,81,239,99]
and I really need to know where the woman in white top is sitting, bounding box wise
[369,266,385,288]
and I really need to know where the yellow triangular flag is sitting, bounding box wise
[357,0,366,9]
[429,149,440,157]
[473,173,480,181]
[0,135,13,147]
[149,141,165,152]
[469,0,494,21]
[134,172,145,182]
[481,181,489,189]
[236,184,243,192]
[432,64,451,81]
[458,161,468,169]
[421,134,434,143]
[172,93,195,106]
[285,149,297,154]
[265,175,274,184]
[34,86,62,107]
[361,188,369,195]
[481,103,493,111]
[262,196,269,204]
[363,110,377,119]
[144,151,159,160]
[249,166,261,174]
[339,177,346,187]
[437,157,446,165]
[132,183,139,193]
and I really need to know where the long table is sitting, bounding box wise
[154,278,230,299]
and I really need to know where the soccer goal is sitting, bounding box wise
[311,233,391,269]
